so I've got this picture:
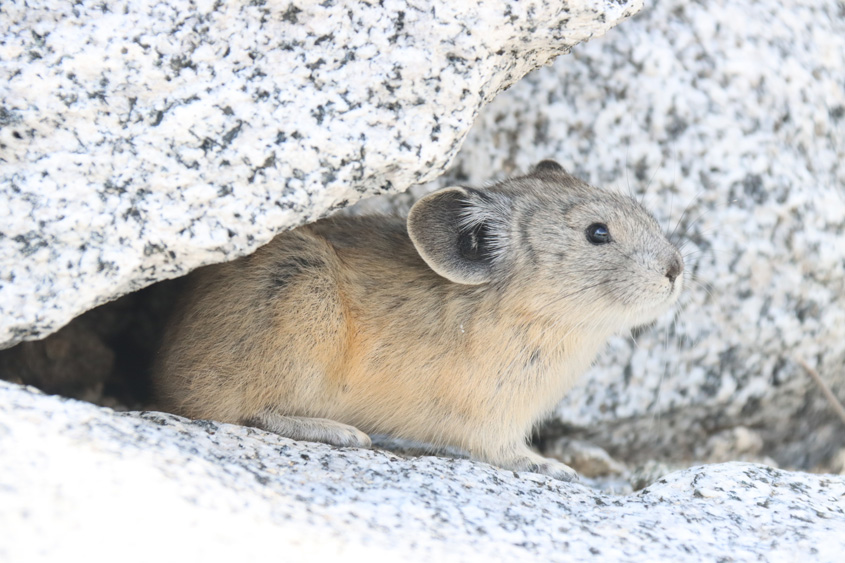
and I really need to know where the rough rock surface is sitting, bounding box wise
[2,381,844,562]
[0,0,641,347]
[355,0,845,469]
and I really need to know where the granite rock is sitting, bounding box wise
[4,0,844,487]
[360,0,845,469]
[2,380,844,562]
[0,0,641,347]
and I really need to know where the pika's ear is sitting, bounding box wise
[532,160,566,175]
[407,187,510,285]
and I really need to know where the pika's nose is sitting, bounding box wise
[665,255,683,284]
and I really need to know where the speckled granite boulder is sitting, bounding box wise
[385,0,845,469]
[0,0,641,347]
[1,381,843,562]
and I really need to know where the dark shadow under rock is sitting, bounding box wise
[0,278,183,408]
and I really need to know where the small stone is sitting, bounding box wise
[700,426,765,463]
[543,438,627,478]
[829,448,845,475]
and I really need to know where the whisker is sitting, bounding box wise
[686,277,715,301]
[668,189,706,243]
[628,329,642,350]
[625,137,633,200]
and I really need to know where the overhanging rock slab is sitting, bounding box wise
[0,0,642,347]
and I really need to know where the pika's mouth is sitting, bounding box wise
[626,268,684,327]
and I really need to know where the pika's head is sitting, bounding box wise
[407,160,684,331]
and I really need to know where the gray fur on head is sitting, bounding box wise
[408,160,684,330]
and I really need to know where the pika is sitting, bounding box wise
[154,160,683,481]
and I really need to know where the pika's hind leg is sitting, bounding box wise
[488,444,578,482]
[244,412,372,448]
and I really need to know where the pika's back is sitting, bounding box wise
[155,214,453,420]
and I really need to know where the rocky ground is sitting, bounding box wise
[3,380,844,562]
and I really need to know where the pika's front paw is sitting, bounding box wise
[328,423,373,448]
[492,447,580,482]
[528,458,579,482]
[249,413,372,449]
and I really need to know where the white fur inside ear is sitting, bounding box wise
[456,191,511,264]
[407,187,510,285]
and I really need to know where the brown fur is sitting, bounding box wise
[154,161,683,480]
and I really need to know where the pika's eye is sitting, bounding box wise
[586,223,611,245]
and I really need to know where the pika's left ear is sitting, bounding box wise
[531,160,587,190]
[407,187,512,285]
[532,160,566,175]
